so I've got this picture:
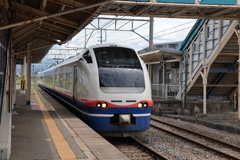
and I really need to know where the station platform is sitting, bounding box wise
[165,113,240,135]
[11,87,129,160]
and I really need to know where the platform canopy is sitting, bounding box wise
[1,0,240,63]
[139,48,183,64]
[102,0,240,19]
[0,0,112,63]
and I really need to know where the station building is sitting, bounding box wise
[140,19,238,116]
[139,41,182,100]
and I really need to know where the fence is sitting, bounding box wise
[151,84,180,99]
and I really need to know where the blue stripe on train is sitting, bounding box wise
[83,115,151,131]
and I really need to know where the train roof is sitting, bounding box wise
[38,54,81,74]
[87,43,135,50]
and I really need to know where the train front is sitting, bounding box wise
[87,44,153,137]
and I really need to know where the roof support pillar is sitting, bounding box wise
[237,20,240,120]
[0,37,12,160]
[26,44,31,105]
[12,56,17,109]
[162,59,166,98]
[20,54,26,94]
[202,67,207,114]
[162,61,165,85]
[238,41,240,119]
[183,52,187,108]
[202,22,207,115]
[200,66,209,115]
[177,59,182,99]
[3,40,11,114]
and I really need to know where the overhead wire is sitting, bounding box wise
[114,20,195,44]
[66,18,195,48]
[68,16,128,47]
[128,25,193,47]
[66,17,116,46]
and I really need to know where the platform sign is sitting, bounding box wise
[16,59,23,65]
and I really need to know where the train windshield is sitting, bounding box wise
[93,47,145,88]
[94,46,142,68]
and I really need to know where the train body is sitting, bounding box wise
[37,44,153,137]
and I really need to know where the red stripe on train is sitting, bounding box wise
[74,97,153,108]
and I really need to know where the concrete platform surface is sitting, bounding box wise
[11,87,129,160]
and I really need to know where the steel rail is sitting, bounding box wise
[131,137,168,160]
[151,117,240,160]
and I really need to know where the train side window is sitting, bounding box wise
[55,75,59,87]
[50,75,53,85]
[64,73,67,88]
[67,72,72,90]
[59,74,63,87]
[83,50,92,63]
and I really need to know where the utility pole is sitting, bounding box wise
[149,17,154,51]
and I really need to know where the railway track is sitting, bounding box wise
[151,117,240,160]
[106,137,168,160]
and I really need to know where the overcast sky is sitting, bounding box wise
[52,16,197,52]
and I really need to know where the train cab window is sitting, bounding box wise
[83,50,92,63]
[94,47,145,88]
[93,47,142,69]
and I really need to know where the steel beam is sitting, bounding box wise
[0,0,115,30]
[209,67,238,72]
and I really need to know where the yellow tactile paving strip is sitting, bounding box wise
[33,90,77,160]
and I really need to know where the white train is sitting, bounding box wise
[37,44,153,137]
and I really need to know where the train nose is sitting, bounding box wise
[119,114,131,125]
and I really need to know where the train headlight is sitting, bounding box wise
[143,103,148,108]
[138,102,148,108]
[102,103,108,109]
[96,102,108,109]
[97,103,102,108]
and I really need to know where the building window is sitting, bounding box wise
[168,44,176,49]
[206,26,213,39]
[193,43,199,52]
